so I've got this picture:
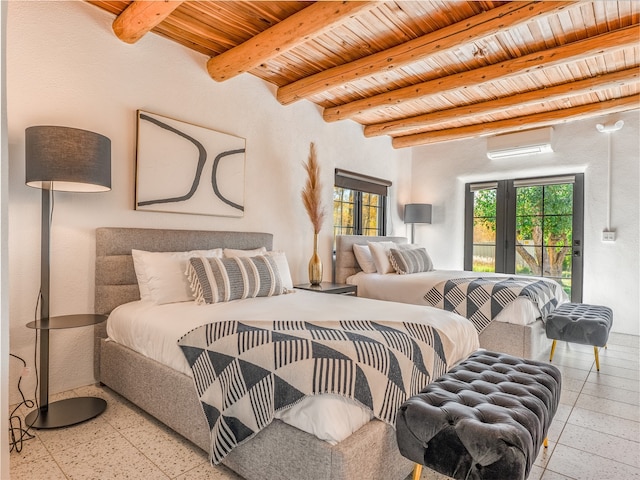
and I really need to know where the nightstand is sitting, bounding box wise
[25,314,108,429]
[294,282,357,295]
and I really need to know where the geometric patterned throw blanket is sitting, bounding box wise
[424,277,563,334]
[177,319,448,464]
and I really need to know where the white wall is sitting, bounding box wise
[1,2,10,477]
[6,1,411,404]
[411,111,640,336]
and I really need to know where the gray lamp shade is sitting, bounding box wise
[404,203,432,224]
[25,126,111,192]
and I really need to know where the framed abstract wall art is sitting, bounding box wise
[135,110,246,217]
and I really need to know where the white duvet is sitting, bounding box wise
[347,270,568,326]
[107,290,479,444]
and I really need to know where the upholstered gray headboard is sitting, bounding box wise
[95,227,273,315]
[93,227,273,378]
[334,235,408,284]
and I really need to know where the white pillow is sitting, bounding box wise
[367,241,398,274]
[132,248,223,304]
[223,247,267,258]
[353,244,377,274]
[265,251,294,290]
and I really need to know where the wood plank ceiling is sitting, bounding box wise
[88,1,640,148]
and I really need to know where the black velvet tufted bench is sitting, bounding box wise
[396,350,561,480]
[545,302,613,371]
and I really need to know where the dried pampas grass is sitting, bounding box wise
[301,142,325,234]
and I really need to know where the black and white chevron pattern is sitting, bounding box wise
[424,276,563,333]
[178,319,448,464]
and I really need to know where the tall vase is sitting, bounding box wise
[308,233,323,285]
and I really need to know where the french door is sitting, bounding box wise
[464,174,583,301]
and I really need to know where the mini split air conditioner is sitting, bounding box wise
[486,127,554,159]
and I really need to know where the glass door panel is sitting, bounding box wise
[514,182,574,297]
[472,188,497,272]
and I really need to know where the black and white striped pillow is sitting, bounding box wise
[187,255,285,304]
[389,247,433,275]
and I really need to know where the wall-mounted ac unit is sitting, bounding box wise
[486,127,554,159]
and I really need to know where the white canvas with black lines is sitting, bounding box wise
[135,110,246,217]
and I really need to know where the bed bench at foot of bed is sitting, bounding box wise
[100,338,414,480]
[396,350,561,480]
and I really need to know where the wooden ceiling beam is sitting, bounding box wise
[325,24,640,123]
[277,1,572,105]
[207,2,378,82]
[365,68,640,138]
[113,1,184,44]
[391,94,640,149]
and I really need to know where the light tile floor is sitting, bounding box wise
[9,332,639,480]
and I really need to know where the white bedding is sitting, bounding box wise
[107,290,479,444]
[347,270,568,326]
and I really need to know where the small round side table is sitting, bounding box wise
[25,314,107,429]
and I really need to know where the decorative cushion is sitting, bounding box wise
[396,350,561,480]
[131,248,223,304]
[265,251,294,290]
[353,244,377,273]
[187,255,285,304]
[223,246,267,258]
[545,302,613,347]
[389,247,433,274]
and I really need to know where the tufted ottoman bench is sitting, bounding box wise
[396,350,561,480]
[545,302,613,371]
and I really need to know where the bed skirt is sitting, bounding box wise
[99,338,414,480]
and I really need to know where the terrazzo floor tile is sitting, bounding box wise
[9,435,50,466]
[51,430,170,480]
[528,464,545,480]
[567,406,640,442]
[9,452,67,480]
[174,462,245,480]
[545,444,640,480]
[119,416,208,478]
[575,392,640,422]
[558,387,579,407]
[586,370,640,391]
[608,333,639,348]
[33,413,118,454]
[558,423,640,468]
[594,357,640,373]
[540,469,577,480]
[580,380,640,405]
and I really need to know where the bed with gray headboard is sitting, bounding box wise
[335,234,555,359]
[94,227,418,480]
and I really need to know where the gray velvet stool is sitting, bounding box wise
[545,302,613,371]
[396,350,561,480]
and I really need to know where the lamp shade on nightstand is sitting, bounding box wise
[25,126,111,192]
[404,203,432,225]
[404,203,432,243]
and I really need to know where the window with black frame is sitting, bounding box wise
[333,169,390,237]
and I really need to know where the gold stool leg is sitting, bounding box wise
[544,437,549,448]
[594,346,600,371]
[412,464,423,480]
[549,340,557,362]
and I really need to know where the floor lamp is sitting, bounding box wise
[25,126,111,428]
[404,203,432,243]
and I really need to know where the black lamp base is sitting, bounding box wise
[25,397,107,429]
